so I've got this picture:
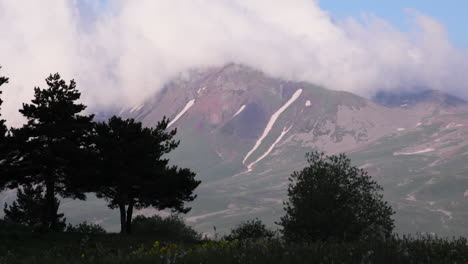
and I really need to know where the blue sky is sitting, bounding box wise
[319,0,468,47]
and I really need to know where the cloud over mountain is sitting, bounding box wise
[0,0,467,125]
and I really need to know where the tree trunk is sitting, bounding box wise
[119,203,127,234]
[125,200,134,234]
[45,177,56,231]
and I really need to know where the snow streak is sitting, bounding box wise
[246,126,292,172]
[167,99,195,128]
[394,148,434,156]
[242,89,302,164]
[233,105,246,118]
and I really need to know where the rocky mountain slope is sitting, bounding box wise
[116,64,468,235]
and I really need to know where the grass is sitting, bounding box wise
[2,232,468,264]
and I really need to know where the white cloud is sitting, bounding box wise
[0,0,467,126]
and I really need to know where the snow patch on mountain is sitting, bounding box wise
[405,194,416,201]
[233,105,246,118]
[445,123,464,129]
[434,209,453,219]
[246,126,292,172]
[394,148,434,156]
[215,150,223,159]
[197,86,206,94]
[426,178,435,185]
[130,104,144,113]
[359,163,373,169]
[242,89,302,164]
[186,209,233,223]
[168,99,195,127]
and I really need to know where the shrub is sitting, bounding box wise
[224,218,275,241]
[132,214,201,242]
[65,221,106,234]
[279,151,394,242]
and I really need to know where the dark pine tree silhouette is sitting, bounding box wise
[0,67,8,139]
[93,116,200,234]
[4,184,66,232]
[0,67,10,191]
[7,73,94,231]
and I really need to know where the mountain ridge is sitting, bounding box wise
[116,64,468,235]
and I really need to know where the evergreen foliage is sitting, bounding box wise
[279,151,394,242]
[0,67,8,139]
[4,184,66,232]
[5,73,94,231]
[0,67,10,191]
[93,116,200,233]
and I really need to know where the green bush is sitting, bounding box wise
[65,221,106,234]
[132,214,201,242]
[224,218,275,241]
[280,151,394,242]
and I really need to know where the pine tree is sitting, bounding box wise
[0,67,8,139]
[8,73,94,231]
[4,184,66,232]
[0,67,10,190]
[93,116,200,233]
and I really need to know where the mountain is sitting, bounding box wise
[3,64,468,235]
[116,64,468,235]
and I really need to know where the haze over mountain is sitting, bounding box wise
[0,0,468,127]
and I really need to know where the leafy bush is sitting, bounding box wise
[279,151,394,242]
[132,215,201,242]
[224,218,275,241]
[65,221,106,234]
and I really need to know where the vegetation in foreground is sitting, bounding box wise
[1,225,468,264]
[1,213,467,264]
